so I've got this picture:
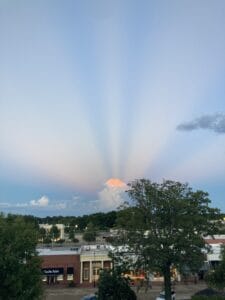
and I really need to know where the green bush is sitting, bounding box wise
[56,239,65,244]
[72,238,79,243]
[43,236,52,244]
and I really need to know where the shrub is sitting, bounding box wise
[98,269,137,300]
[56,239,65,244]
[72,238,79,243]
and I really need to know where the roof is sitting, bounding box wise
[37,248,80,256]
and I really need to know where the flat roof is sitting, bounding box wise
[37,248,80,256]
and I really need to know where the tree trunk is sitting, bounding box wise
[164,262,172,300]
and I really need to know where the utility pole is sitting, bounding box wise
[93,250,96,288]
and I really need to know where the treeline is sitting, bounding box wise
[5,211,117,231]
[3,210,225,233]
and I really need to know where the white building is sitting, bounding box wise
[80,244,112,285]
[204,235,225,268]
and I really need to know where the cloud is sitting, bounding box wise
[0,196,71,215]
[177,113,225,134]
[97,181,128,211]
[30,196,49,207]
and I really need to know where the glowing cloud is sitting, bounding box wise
[97,178,128,211]
[106,178,127,188]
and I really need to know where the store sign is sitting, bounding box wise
[42,268,64,275]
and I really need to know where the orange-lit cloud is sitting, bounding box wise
[96,178,128,211]
[106,178,127,188]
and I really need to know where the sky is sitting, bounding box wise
[1,0,225,217]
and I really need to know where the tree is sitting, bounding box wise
[206,245,225,291]
[0,214,43,300]
[49,225,60,241]
[97,268,137,300]
[83,222,97,242]
[115,179,221,300]
[68,227,75,241]
[38,227,46,242]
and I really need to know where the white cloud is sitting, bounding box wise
[97,182,128,211]
[30,196,49,207]
[0,196,70,214]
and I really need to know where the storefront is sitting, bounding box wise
[42,267,64,284]
[38,248,80,286]
[80,247,112,285]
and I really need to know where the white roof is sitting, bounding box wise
[37,248,80,256]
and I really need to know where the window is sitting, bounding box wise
[67,274,73,280]
[83,268,89,281]
[57,275,63,281]
[93,268,100,276]
[67,267,74,281]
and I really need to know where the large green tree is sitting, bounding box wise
[115,179,221,300]
[0,214,43,300]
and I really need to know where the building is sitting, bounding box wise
[80,245,112,286]
[38,244,112,286]
[37,235,225,287]
[38,248,80,286]
[204,235,225,268]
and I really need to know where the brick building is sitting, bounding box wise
[38,245,112,286]
[38,248,80,286]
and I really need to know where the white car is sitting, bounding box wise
[81,294,97,300]
[156,290,176,300]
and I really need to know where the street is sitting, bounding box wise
[44,282,207,300]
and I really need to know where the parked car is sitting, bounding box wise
[156,290,175,300]
[81,294,97,300]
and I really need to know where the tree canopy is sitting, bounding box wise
[115,179,221,300]
[0,214,43,300]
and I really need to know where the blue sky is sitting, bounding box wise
[1,0,225,216]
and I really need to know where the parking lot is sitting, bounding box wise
[44,282,207,300]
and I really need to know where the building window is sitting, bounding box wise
[67,274,74,280]
[67,267,74,281]
[57,275,64,281]
[93,268,100,276]
[83,268,89,281]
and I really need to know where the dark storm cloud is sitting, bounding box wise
[177,113,225,134]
